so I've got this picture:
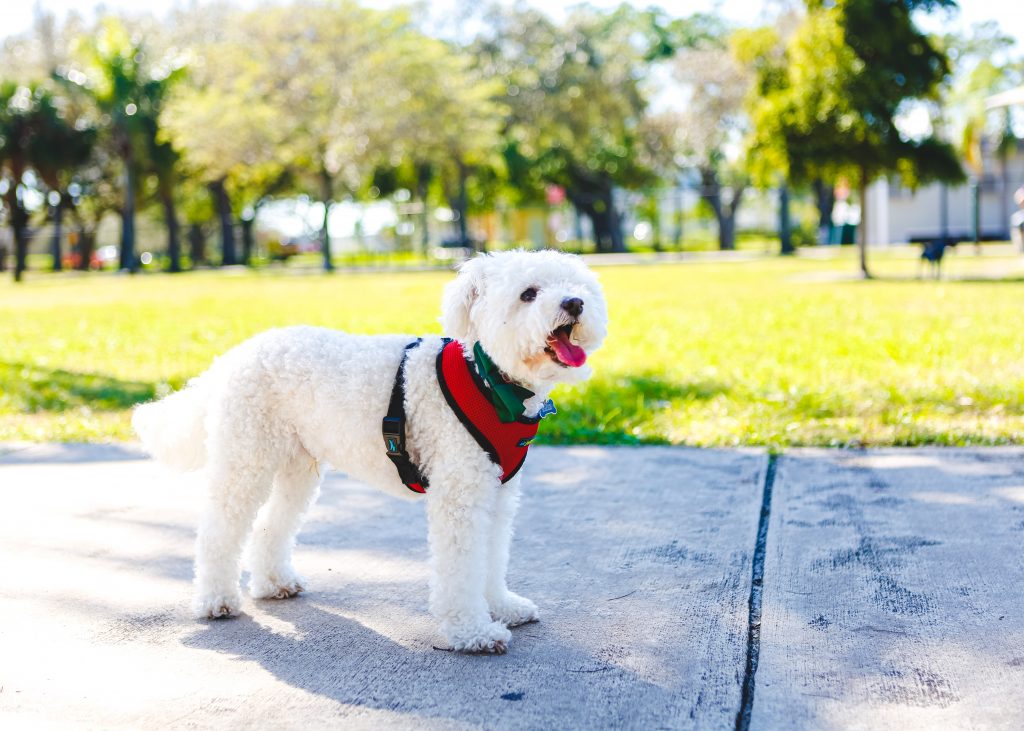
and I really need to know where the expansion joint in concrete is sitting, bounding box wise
[735,453,778,731]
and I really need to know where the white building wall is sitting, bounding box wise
[882,147,1024,244]
[867,179,890,246]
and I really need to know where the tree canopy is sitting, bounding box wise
[0,0,1018,280]
[743,0,966,276]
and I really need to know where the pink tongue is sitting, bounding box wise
[548,331,587,367]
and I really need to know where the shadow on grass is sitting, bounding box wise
[584,373,731,403]
[542,373,730,445]
[859,274,1024,285]
[0,361,156,413]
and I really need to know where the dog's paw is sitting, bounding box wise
[192,591,242,620]
[249,571,305,600]
[444,620,512,655]
[489,592,539,627]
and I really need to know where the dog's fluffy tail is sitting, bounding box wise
[132,376,210,472]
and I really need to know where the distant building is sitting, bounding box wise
[865,140,1024,246]
[867,86,1024,247]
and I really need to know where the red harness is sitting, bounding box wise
[435,339,539,485]
[381,339,540,494]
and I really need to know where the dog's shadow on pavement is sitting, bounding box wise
[180,594,669,726]
[182,602,431,712]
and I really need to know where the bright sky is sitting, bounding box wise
[1,0,1023,43]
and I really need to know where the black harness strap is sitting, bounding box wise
[382,339,428,493]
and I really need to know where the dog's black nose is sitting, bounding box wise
[561,297,584,318]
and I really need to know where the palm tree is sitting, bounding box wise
[0,82,35,282]
[137,68,186,272]
[65,20,154,273]
[30,92,96,272]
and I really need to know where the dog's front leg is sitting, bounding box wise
[425,469,512,654]
[485,477,539,628]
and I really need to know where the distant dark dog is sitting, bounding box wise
[920,240,952,279]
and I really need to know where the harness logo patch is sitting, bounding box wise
[517,437,534,448]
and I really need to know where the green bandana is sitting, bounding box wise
[472,342,535,423]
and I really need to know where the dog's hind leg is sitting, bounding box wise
[246,445,322,600]
[192,430,277,619]
[485,478,539,628]
[425,466,512,654]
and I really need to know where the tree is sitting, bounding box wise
[160,15,285,268]
[0,83,93,281]
[668,39,753,251]
[66,142,121,270]
[31,91,96,272]
[0,9,97,273]
[266,1,415,270]
[164,2,412,271]
[735,21,811,254]
[745,0,965,277]
[134,63,186,272]
[386,36,506,251]
[0,83,38,282]
[65,20,163,273]
[474,6,661,252]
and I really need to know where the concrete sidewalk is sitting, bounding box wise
[1,445,1022,729]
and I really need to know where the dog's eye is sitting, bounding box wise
[520,287,538,303]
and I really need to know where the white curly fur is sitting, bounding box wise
[133,249,607,654]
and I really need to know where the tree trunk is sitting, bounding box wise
[188,224,206,267]
[240,216,254,266]
[565,175,627,254]
[120,162,137,272]
[415,162,432,256]
[583,202,613,253]
[417,181,430,256]
[4,187,29,282]
[645,193,662,251]
[209,178,236,266]
[586,190,625,253]
[779,184,794,255]
[858,170,872,279]
[700,168,744,251]
[604,188,626,253]
[812,179,835,244]
[51,194,63,272]
[719,214,736,251]
[588,205,619,252]
[999,152,1010,238]
[77,228,95,271]
[970,176,981,254]
[162,191,182,273]
[455,162,470,249]
[13,224,28,282]
[319,169,334,272]
[588,206,610,253]
[674,183,684,250]
[710,192,743,251]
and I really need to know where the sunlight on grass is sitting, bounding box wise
[2,248,1023,446]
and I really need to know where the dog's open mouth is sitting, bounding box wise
[545,323,587,368]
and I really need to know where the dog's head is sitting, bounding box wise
[441,250,608,389]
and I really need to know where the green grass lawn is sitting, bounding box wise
[3,246,1024,447]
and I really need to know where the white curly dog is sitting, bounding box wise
[133,249,607,653]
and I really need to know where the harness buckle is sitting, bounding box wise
[382,416,404,456]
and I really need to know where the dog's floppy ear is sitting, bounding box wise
[440,255,486,342]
